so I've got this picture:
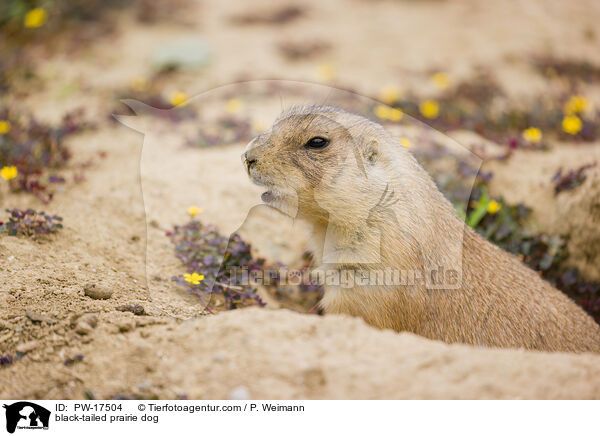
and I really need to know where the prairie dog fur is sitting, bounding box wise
[242,105,600,353]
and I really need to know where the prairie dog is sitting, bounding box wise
[242,105,600,353]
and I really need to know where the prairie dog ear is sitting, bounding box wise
[363,139,379,164]
[348,139,379,180]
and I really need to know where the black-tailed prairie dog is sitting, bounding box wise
[242,105,600,353]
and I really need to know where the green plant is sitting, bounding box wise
[0,208,63,236]
[0,109,88,202]
[167,219,266,311]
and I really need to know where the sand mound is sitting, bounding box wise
[2,308,600,399]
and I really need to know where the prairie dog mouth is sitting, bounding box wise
[248,173,294,210]
[261,190,275,203]
[255,182,298,217]
[250,175,283,204]
[261,189,285,204]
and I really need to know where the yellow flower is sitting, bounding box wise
[1,165,18,181]
[399,137,412,149]
[431,72,450,90]
[379,85,401,105]
[522,127,542,143]
[487,200,501,215]
[184,272,205,285]
[562,115,582,135]
[0,120,11,134]
[419,100,439,119]
[388,108,403,122]
[316,63,336,82]
[24,8,47,28]
[374,105,390,120]
[226,98,242,114]
[187,205,202,217]
[130,77,148,92]
[563,95,588,115]
[374,105,403,122]
[170,91,188,107]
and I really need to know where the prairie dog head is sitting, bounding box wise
[242,105,406,223]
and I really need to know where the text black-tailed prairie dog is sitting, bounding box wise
[242,105,600,353]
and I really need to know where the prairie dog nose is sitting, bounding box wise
[242,151,258,172]
[243,136,264,174]
[245,153,257,168]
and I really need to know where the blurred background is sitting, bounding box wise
[1,0,600,115]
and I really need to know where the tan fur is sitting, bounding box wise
[243,105,600,353]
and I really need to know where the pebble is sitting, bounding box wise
[227,386,250,401]
[75,323,93,335]
[84,284,113,300]
[138,381,153,391]
[116,304,146,316]
[118,319,136,333]
[16,340,39,354]
[26,311,56,324]
[74,314,98,335]
[0,331,14,343]
[213,354,226,362]
[78,314,98,328]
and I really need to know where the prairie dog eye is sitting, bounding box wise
[305,137,329,149]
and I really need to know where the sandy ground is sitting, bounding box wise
[4,308,600,400]
[2,0,600,399]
